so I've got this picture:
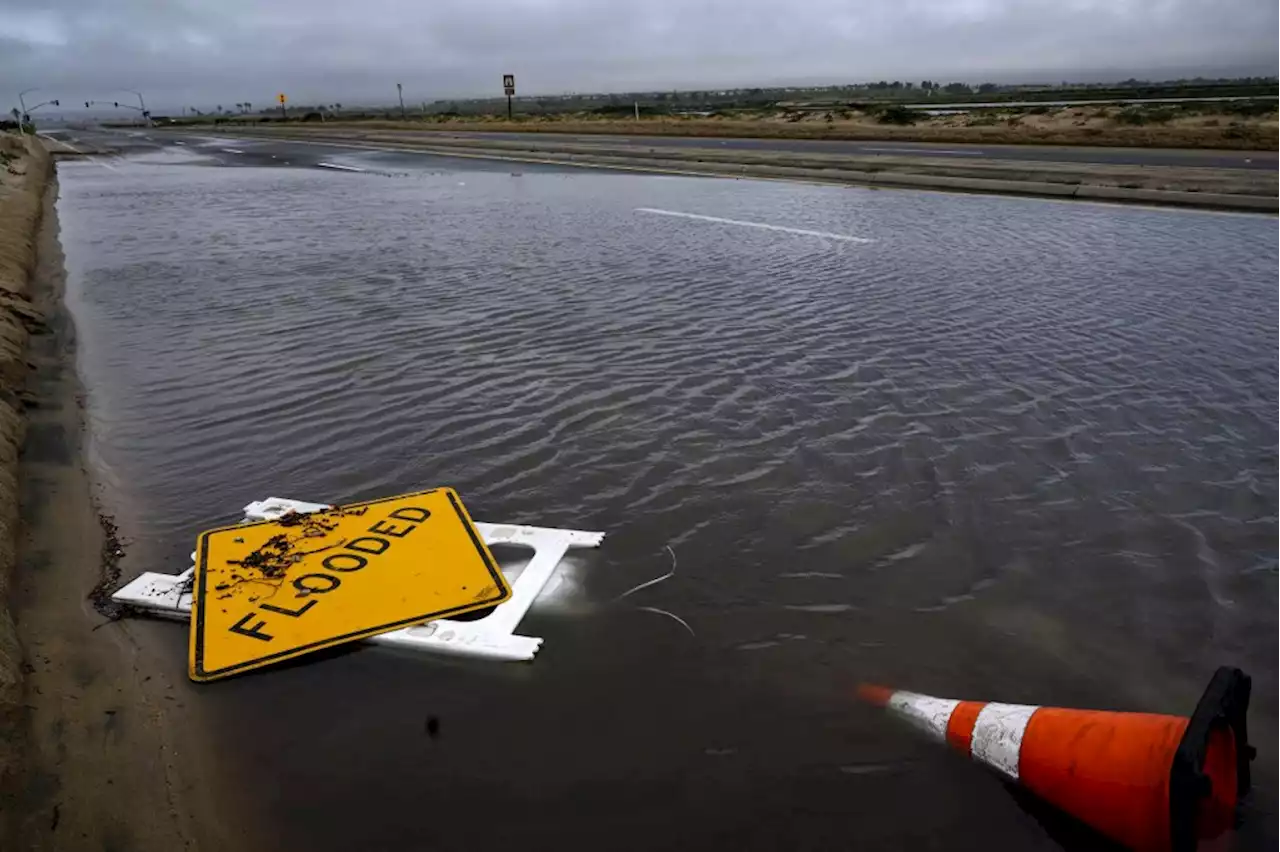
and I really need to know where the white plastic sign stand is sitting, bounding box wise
[111,497,605,662]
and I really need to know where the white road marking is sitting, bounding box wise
[316,162,365,172]
[861,147,982,156]
[635,208,874,243]
[37,133,77,152]
[221,147,244,154]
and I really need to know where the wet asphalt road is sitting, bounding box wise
[43,127,581,175]
[45,125,1278,173]
[438,131,1278,171]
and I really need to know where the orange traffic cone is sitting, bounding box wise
[857,667,1253,852]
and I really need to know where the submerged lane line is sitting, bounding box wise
[316,162,366,172]
[635,208,875,243]
[38,134,121,171]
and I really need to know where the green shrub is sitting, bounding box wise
[1224,99,1276,118]
[874,104,916,125]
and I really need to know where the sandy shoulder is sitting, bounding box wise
[0,143,227,852]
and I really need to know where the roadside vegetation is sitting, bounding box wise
[158,98,1278,151]
[151,77,1277,150]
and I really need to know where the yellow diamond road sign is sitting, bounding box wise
[189,488,510,681]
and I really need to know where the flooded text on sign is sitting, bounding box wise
[189,488,509,681]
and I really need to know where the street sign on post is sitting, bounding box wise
[503,74,515,119]
[188,487,511,681]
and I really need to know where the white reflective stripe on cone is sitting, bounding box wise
[970,703,1040,780]
[887,692,961,742]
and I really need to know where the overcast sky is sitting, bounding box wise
[3,0,1276,111]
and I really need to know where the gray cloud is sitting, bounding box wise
[2,0,1276,112]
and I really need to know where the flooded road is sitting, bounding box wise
[55,132,1277,850]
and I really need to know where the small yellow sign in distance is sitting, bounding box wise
[189,488,509,682]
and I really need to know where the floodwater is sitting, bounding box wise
[56,137,1277,851]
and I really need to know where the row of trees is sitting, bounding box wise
[634,81,996,101]
[194,102,345,116]
[890,81,998,94]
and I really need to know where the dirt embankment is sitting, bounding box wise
[0,132,226,851]
[0,133,53,779]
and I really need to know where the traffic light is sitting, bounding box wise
[51,100,59,106]
[85,101,91,108]
[113,101,119,107]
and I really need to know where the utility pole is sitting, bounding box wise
[115,89,151,126]
[397,83,406,120]
[18,89,61,134]
[18,89,35,134]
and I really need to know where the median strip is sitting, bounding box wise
[168,128,1278,212]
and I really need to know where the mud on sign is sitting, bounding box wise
[189,488,510,681]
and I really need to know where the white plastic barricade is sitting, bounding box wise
[111,497,605,662]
